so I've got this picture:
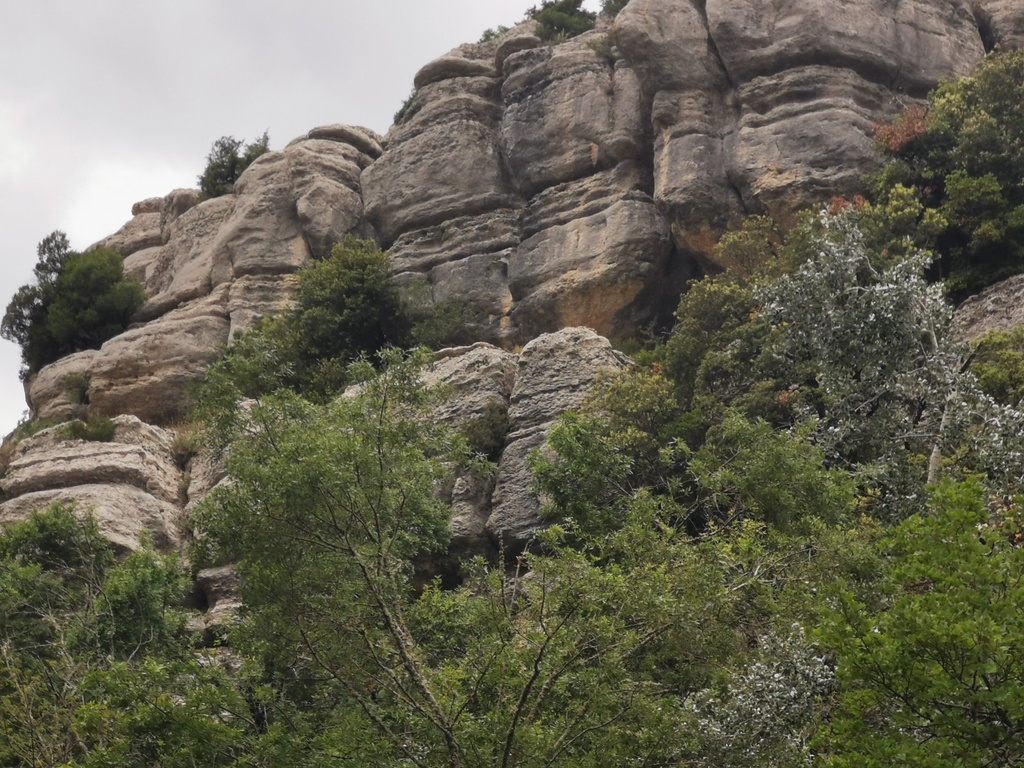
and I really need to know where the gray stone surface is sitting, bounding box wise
[488,328,628,550]
[953,274,1024,342]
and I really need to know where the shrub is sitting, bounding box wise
[479,25,510,43]
[61,416,117,442]
[460,401,510,461]
[600,0,630,16]
[393,88,417,125]
[197,132,270,199]
[2,233,145,377]
[528,0,596,41]
[970,326,1024,406]
[62,373,90,405]
[198,236,413,406]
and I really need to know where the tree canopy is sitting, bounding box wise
[197,132,270,199]
[1,233,145,378]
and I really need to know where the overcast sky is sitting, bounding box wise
[0,1,603,436]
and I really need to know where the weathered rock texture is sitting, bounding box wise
[418,329,628,558]
[22,0,1024,427]
[27,126,377,426]
[954,274,1024,342]
[365,0,1017,345]
[0,416,183,554]
[4,329,623,569]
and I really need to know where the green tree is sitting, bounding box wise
[197,132,270,199]
[599,0,630,17]
[198,236,411,411]
[0,504,256,767]
[871,49,1024,299]
[45,248,146,359]
[528,0,596,41]
[823,478,1024,766]
[198,351,821,765]
[2,231,70,375]
[2,234,144,377]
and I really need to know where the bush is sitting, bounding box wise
[62,373,90,405]
[970,327,1024,406]
[197,132,270,199]
[479,25,510,43]
[2,233,145,377]
[601,0,630,16]
[393,88,417,125]
[460,401,510,461]
[871,49,1024,300]
[528,0,596,41]
[199,236,412,406]
[61,416,117,443]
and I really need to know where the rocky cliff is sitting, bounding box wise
[3,0,1024,587]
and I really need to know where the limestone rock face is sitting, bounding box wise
[26,126,378,427]
[191,565,242,645]
[0,416,183,554]
[953,275,1024,342]
[6,2,1024,602]
[489,328,628,550]
[359,0,1018,343]
[414,330,626,557]
[421,343,518,556]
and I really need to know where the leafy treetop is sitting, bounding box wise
[1,232,145,378]
[197,132,270,199]
[871,49,1024,300]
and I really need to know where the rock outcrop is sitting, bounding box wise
[0,416,183,554]
[367,0,1007,345]
[4,329,625,569]
[22,0,1024,428]
[954,274,1024,342]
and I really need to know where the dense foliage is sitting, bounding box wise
[0,505,256,767]
[1,232,145,378]
[871,49,1024,300]
[527,0,596,42]
[198,133,271,199]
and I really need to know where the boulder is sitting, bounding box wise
[0,485,181,554]
[975,0,1024,48]
[953,274,1024,342]
[488,328,629,549]
[363,84,513,245]
[420,343,518,556]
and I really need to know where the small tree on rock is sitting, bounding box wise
[197,132,270,199]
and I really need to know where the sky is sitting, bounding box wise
[0,1,603,437]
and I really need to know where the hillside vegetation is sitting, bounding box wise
[3,49,1024,768]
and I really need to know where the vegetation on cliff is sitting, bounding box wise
[4,45,1024,768]
[870,48,1024,300]
[0,232,145,378]
[198,133,271,200]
